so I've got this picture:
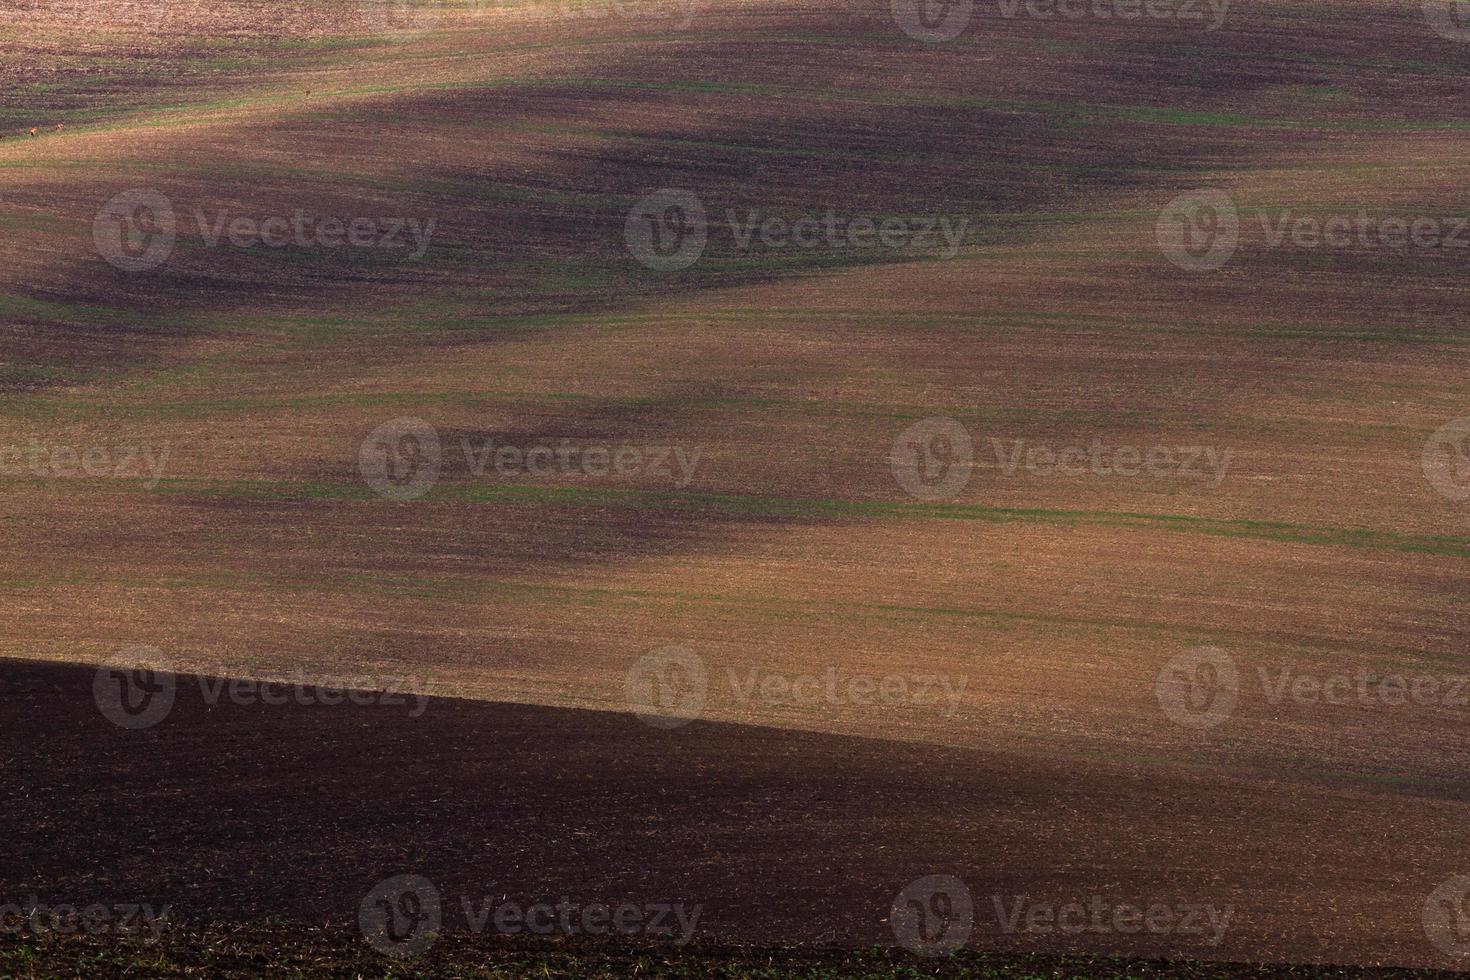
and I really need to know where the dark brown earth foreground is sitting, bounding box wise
[2,927,1466,980]
[1,659,1464,974]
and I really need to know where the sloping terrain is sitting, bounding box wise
[1,0,1468,973]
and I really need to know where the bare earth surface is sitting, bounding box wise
[1,0,1468,974]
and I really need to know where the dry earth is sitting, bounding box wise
[0,0,1467,974]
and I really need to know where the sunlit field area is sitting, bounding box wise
[2,0,1469,975]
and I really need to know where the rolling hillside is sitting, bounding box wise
[1,0,1468,974]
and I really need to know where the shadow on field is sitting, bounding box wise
[1,657,1465,968]
[6,0,1467,382]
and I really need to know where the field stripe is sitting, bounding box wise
[102,478,1470,557]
